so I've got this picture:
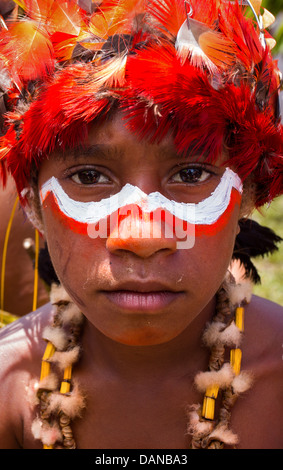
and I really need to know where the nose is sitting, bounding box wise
[106,206,177,258]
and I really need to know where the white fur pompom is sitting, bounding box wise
[38,372,59,391]
[203,321,242,348]
[42,326,68,351]
[50,346,81,370]
[48,382,86,419]
[187,405,214,437]
[208,424,239,446]
[31,417,43,440]
[50,284,72,305]
[61,303,84,325]
[227,279,253,306]
[32,418,62,446]
[194,363,234,392]
[232,371,254,395]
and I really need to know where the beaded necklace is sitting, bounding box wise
[32,273,253,449]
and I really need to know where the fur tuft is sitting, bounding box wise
[227,279,253,306]
[48,382,86,419]
[194,363,234,392]
[31,418,62,446]
[202,321,242,348]
[232,371,254,394]
[42,326,68,351]
[208,424,239,446]
[50,346,81,371]
[25,379,40,407]
[61,303,84,325]
[38,372,59,391]
[187,405,214,436]
[50,283,72,305]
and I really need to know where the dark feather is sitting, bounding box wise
[232,218,282,284]
[38,243,60,287]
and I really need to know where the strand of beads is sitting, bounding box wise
[32,284,85,449]
[188,274,254,449]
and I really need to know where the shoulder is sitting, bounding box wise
[0,304,53,448]
[0,303,52,363]
[244,295,283,361]
[230,296,283,448]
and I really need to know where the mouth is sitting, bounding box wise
[101,281,185,313]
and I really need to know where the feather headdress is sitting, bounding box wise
[0,0,282,207]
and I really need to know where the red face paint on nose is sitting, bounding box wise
[43,185,241,254]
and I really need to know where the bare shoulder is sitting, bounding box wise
[0,304,53,449]
[244,295,283,362]
[232,295,283,448]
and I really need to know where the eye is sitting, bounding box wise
[70,169,110,185]
[171,167,212,184]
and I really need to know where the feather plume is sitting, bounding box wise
[13,0,55,22]
[232,218,282,284]
[89,0,144,38]
[176,18,235,71]
[47,0,82,37]
[0,20,54,84]
[147,0,186,37]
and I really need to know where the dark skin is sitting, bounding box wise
[0,115,282,449]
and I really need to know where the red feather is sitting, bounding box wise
[146,0,186,37]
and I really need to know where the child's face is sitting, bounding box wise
[38,114,241,346]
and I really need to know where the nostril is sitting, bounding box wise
[106,235,177,258]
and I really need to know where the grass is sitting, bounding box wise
[251,196,283,306]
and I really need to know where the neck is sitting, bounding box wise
[81,297,215,380]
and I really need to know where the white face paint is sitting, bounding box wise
[40,168,242,226]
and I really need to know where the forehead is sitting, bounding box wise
[51,113,227,167]
[86,114,175,156]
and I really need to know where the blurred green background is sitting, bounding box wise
[251,0,283,306]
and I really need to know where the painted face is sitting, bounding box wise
[40,168,242,249]
[38,114,242,346]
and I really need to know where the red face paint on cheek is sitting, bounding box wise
[40,168,242,247]
[43,192,90,236]
[194,188,241,237]
[43,187,241,245]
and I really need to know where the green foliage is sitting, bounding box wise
[252,197,283,306]
[262,0,283,53]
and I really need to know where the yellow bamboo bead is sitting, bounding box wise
[235,307,244,332]
[202,385,219,419]
[40,342,56,381]
[202,396,215,420]
[43,445,54,449]
[40,361,51,381]
[205,385,219,399]
[230,348,242,376]
[42,341,56,361]
[60,366,72,394]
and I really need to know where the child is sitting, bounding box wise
[0,0,282,449]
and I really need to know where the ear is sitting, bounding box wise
[22,186,45,236]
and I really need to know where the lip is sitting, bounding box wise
[101,281,185,312]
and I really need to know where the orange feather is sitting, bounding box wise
[0,20,54,84]
[147,0,186,37]
[47,1,82,37]
[89,0,144,38]
[12,0,55,22]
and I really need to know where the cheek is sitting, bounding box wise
[41,202,104,293]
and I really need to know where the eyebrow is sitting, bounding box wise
[60,144,124,162]
[58,142,221,165]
